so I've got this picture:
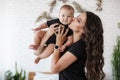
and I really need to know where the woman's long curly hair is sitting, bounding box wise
[82,11,105,80]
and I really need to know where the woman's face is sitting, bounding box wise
[69,12,87,32]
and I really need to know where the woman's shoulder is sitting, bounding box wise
[74,39,86,46]
[67,39,86,59]
[68,39,86,51]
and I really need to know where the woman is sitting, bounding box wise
[49,11,105,80]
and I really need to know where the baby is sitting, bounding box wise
[29,4,74,64]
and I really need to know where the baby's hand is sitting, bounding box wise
[32,27,41,32]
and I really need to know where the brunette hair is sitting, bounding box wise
[83,11,105,80]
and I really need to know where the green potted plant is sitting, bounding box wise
[4,62,26,80]
[112,22,120,80]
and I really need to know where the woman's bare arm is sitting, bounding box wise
[51,25,77,73]
[51,50,77,73]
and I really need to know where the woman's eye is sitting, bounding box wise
[78,19,80,23]
[78,18,81,23]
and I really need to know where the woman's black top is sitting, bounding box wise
[59,39,87,80]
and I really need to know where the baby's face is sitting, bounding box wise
[59,8,74,25]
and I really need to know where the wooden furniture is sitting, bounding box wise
[28,72,36,80]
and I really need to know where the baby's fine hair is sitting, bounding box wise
[60,4,74,13]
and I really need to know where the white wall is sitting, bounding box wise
[0,0,120,80]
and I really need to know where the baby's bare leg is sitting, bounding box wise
[39,44,54,58]
[29,30,46,50]
[34,44,54,64]
[40,31,53,48]
[34,30,46,47]
[34,31,53,55]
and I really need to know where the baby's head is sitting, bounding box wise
[59,4,74,25]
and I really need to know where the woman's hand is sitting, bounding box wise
[54,25,69,47]
[46,23,59,37]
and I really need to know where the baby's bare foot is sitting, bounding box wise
[34,57,41,64]
[29,44,37,50]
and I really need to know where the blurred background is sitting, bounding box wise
[0,0,120,80]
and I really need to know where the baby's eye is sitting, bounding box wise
[68,16,71,17]
[62,15,65,17]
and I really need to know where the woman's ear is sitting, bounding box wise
[82,29,85,33]
[80,29,85,34]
